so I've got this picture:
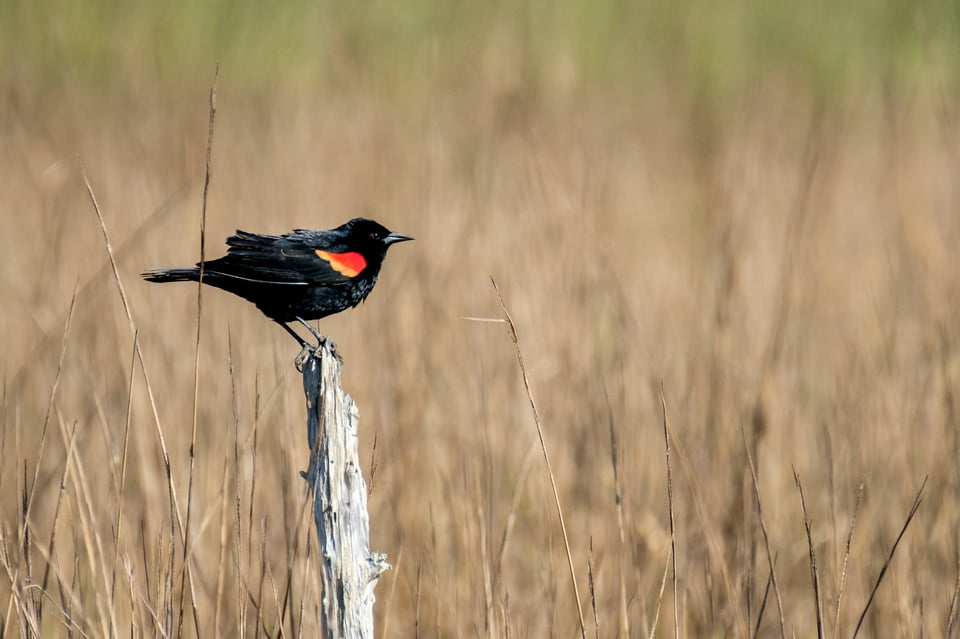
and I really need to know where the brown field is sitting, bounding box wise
[4,17,960,637]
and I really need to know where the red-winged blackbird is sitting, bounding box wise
[143,217,412,348]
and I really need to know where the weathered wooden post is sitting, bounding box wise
[300,343,390,638]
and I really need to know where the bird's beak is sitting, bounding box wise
[384,232,414,245]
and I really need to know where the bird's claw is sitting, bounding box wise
[319,337,343,365]
[295,343,316,372]
[293,338,342,371]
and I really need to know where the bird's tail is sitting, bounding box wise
[141,267,200,283]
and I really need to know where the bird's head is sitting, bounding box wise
[337,217,413,260]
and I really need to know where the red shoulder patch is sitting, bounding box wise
[315,250,367,277]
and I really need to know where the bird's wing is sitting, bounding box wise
[199,230,365,286]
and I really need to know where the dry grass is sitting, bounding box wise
[3,76,960,637]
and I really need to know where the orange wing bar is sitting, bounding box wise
[315,250,367,277]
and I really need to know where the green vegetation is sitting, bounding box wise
[4,0,960,98]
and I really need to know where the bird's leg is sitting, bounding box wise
[278,320,308,347]
[295,317,324,342]
[276,321,316,371]
[295,317,342,364]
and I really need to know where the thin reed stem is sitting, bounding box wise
[492,278,587,638]
[179,61,218,639]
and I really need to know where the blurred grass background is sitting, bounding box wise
[3,1,960,636]
[4,0,960,98]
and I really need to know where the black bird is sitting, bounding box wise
[143,217,412,350]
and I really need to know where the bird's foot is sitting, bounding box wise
[295,343,317,372]
[293,338,342,371]
[318,336,343,366]
[294,317,343,365]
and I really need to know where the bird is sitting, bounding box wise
[142,217,412,356]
